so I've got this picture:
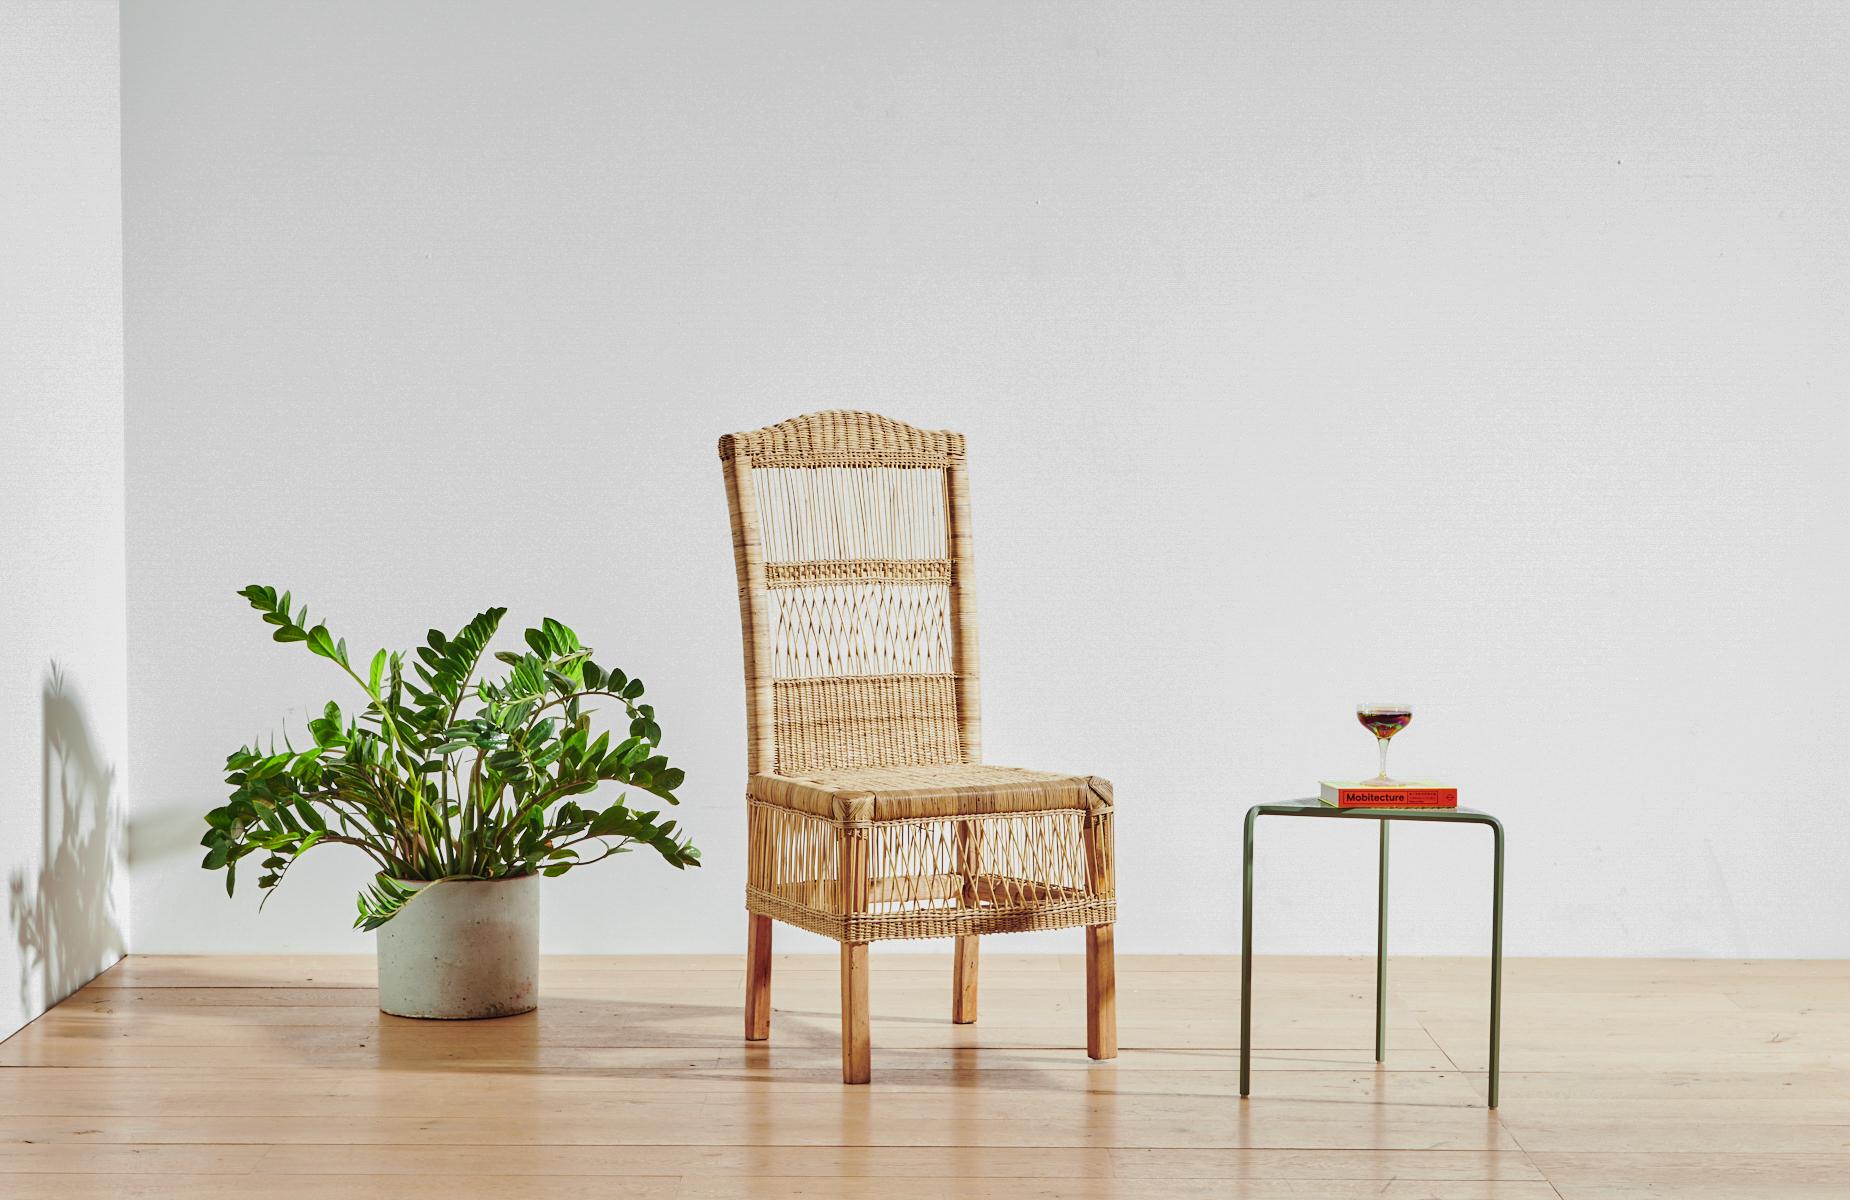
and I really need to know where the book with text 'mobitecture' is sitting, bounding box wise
[1319,781,1458,809]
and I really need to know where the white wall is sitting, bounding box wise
[1,0,128,1039]
[122,1,1848,959]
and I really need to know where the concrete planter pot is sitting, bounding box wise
[375,875,539,1019]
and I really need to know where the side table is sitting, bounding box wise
[1239,798,1505,1107]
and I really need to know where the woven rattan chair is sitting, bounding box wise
[719,410,1117,1083]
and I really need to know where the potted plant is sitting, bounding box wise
[200,585,700,1018]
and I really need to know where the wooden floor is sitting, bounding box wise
[2,954,1847,1198]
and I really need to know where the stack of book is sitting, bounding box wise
[1318,781,1457,809]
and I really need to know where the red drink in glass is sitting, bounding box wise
[1357,709,1411,739]
[1356,705,1413,784]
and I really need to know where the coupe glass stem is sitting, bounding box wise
[1377,737,1389,783]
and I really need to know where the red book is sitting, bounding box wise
[1319,781,1457,809]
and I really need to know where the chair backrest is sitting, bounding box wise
[719,411,981,778]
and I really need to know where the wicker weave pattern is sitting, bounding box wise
[751,765,1110,821]
[766,582,952,678]
[719,410,966,466]
[754,467,948,563]
[771,675,962,773]
[721,410,1115,943]
[765,559,953,588]
[746,802,1116,942]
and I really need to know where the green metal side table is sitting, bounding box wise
[1239,798,1505,1108]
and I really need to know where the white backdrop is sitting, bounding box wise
[122,1,1849,958]
[2,0,128,1039]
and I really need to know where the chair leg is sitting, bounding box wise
[1086,924,1117,1060]
[840,941,871,1083]
[953,817,981,1025]
[952,935,979,1024]
[745,914,772,1041]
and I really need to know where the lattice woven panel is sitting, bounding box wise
[764,582,952,678]
[754,466,948,565]
[750,460,963,774]
[746,801,1116,942]
[770,675,962,773]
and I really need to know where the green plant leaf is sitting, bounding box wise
[305,625,337,660]
[354,876,423,931]
[211,594,698,911]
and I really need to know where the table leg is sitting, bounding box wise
[1240,806,1258,1098]
[1488,816,1504,1109]
[1376,818,1389,1064]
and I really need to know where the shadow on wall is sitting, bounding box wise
[9,664,125,1011]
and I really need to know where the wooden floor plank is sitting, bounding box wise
[1533,1152,1850,1199]
[1109,1148,1546,1181]
[668,1182,1564,1199]
[0,1175,1566,1200]
[5,954,1844,1195]
[0,1065,1487,1115]
[0,1176,682,1200]
[0,1108,1523,1151]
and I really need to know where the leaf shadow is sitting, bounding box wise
[8,663,127,1023]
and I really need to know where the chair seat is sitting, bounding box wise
[750,763,1113,823]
